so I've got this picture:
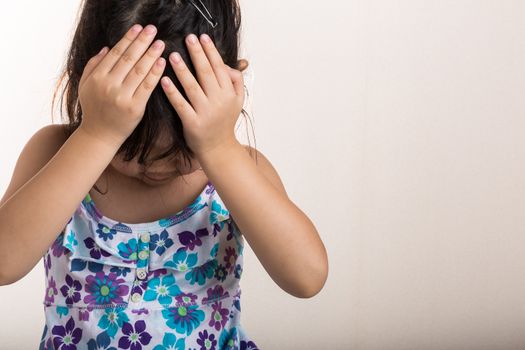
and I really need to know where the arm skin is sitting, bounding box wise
[0,126,123,285]
[197,140,329,298]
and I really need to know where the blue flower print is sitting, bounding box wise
[234,264,243,279]
[218,327,239,350]
[185,259,218,286]
[152,332,186,350]
[87,331,117,350]
[150,230,174,256]
[214,264,228,282]
[64,229,78,252]
[210,243,219,258]
[96,223,116,241]
[210,200,229,224]
[117,239,138,261]
[143,274,182,306]
[162,304,205,336]
[97,307,129,339]
[164,248,198,272]
[110,266,131,277]
[210,200,229,236]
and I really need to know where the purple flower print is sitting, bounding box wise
[52,232,67,257]
[209,301,229,331]
[177,227,208,251]
[83,237,112,259]
[197,329,217,350]
[51,316,83,350]
[60,274,82,305]
[150,268,168,278]
[131,308,149,316]
[118,320,152,350]
[84,271,129,306]
[240,340,260,350]
[44,253,52,276]
[78,309,90,322]
[45,276,58,304]
[175,292,198,305]
[223,246,237,273]
[202,285,230,304]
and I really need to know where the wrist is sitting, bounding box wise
[195,138,243,165]
[76,125,124,153]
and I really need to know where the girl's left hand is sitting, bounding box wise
[160,33,245,158]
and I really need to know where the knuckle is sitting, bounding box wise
[133,64,149,77]
[201,66,214,77]
[109,45,124,58]
[142,79,155,91]
[113,94,127,108]
[121,52,135,64]
[174,99,186,111]
[187,83,200,95]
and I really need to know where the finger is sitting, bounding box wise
[160,76,197,124]
[185,33,220,96]
[109,24,160,82]
[199,34,234,91]
[93,24,143,76]
[168,52,208,111]
[122,39,165,95]
[133,56,166,104]
[79,46,109,89]
[228,66,245,97]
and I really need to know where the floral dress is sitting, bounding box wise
[39,180,260,350]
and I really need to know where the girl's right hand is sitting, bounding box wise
[78,24,166,148]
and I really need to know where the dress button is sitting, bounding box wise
[138,250,149,260]
[140,233,150,243]
[137,268,147,280]
[131,292,142,303]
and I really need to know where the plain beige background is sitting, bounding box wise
[1,0,525,349]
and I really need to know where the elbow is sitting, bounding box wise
[294,252,329,299]
[0,268,13,286]
[0,259,22,286]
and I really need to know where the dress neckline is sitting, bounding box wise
[80,180,213,233]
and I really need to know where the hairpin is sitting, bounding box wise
[188,0,218,28]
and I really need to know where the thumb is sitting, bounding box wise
[79,46,109,88]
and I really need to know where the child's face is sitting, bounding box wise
[109,129,201,186]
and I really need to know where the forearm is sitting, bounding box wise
[0,126,121,285]
[197,141,328,298]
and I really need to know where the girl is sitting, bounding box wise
[0,0,328,349]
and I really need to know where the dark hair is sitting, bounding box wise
[52,0,256,182]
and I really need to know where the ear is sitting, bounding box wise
[236,59,249,72]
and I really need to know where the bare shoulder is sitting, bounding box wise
[241,144,289,199]
[0,124,71,207]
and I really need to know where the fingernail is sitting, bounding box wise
[145,24,156,34]
[188,34,197,44]
[131,24,142,33]
[161,77,171,88]
[171,52,181,64]
[201,34,211,43]
[98,46,107,55]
